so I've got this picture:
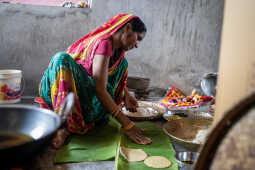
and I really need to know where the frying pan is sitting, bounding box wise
[0,93,74,167]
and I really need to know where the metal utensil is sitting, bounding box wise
[163,110,188,118]
[163,110,213,121]
[175,151,199,167]
[163,117,213,152]
[0,92,74,167]
[200,72,217,97]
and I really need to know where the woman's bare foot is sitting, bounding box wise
[52,128,70,149]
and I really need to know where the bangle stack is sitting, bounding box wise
[112,105,121,118]
[122,121,135,131]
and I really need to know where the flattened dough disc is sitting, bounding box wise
[120,147,147,162]
[144,156,171,168]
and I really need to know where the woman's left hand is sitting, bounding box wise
[124,91,138,112]
[125,125,152,145]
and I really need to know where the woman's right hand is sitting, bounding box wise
[125,125,152,145]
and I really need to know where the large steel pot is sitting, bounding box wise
[200,72,218,97]
[0,93,74,167]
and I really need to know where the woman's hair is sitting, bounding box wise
[129,17,147,33]
[120,17,147,33]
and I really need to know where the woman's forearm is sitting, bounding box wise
[92,54,132,127]
[124,87,130,98]
[95,86,131,127]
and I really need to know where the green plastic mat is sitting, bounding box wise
[55,118,121,163]
[115,122,178,170]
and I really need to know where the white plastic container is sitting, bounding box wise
[0,70,23,104]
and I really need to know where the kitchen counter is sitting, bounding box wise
[16,96,197,170]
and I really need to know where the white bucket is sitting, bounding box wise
[0,70,23,104]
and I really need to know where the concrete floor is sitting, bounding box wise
[16,96,204,170]
[28,138,194,170]
[28,134,193,170]
[20,145,113,170]
[29,142,193,170]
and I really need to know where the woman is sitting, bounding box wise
[38,13,152,149]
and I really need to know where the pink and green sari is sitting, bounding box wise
[39,14,136,134]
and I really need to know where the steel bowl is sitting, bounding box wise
[175,151,199,167]
[163,116,213,152]
[0,93,74,167]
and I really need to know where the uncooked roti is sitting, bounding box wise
[120,147,147,162]
[144,156,171,168]
[138,101,166,114]
[123,107,156,117]
[122,101,166,118]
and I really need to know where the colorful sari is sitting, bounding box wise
[39,13,136,134]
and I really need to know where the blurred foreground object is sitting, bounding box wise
[214,0,255,123]
[195,92,255,170]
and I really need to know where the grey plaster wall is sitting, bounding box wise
[0,0,224,96]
